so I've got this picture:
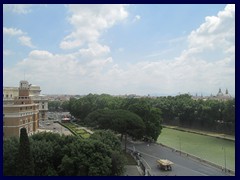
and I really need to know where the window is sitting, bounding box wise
[6,94,8,98]
[42,105,44,109]
[20,107,22,110]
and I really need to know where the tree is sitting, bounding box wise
[31,140,56,176]
[84,109,145,151]
[16,128,35,176]
[60,139,113,176]
[110,151,126,176]
[48,101,62,111]
[3,137,19,176]
[4,131,127,176]
[89,130,126,175]
[90,130,122,152]
[58,155,76,176]
[126,98,163,141]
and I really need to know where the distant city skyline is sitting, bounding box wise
[3,4,235,96]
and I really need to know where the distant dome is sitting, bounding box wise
[224,89,231,97]
[217,88,224,97]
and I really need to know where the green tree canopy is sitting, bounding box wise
[3,137,19,176]
[84,109,145,151]
[16,128,35,176]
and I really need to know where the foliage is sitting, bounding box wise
[60,122,91,138]
[31,140,56,176]
[3,137,19,176]
[84,109,145,151]
[121,98,163,141]
[64,94,163,140]
[48,101,62,111]
[16,128,35,176]
[4,131,126,176]
[90,130,121,151]
[89,130,126,175]
[110,151,126,176]
[60,93,234,137]
[155,94,235,134]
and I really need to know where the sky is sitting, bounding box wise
[3,4,235,96]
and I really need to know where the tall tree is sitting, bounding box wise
[16,128,35,176]
[84,109,145,151]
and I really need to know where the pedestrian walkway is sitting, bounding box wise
[124,165,142,176]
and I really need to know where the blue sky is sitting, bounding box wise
[3,4,235,96]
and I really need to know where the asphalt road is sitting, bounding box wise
[127,140,230,176]
[38,112,72,135]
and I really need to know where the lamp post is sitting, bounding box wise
[222,146,226,172]
[179,136,181,155]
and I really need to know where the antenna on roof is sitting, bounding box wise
[24,71,25,80]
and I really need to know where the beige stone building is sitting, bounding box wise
[3,81,39,138]
[3,82,48,122]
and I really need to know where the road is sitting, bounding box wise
[38,112,72,135]
[127,140,230,176]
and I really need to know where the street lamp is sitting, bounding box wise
[179,136,181,155]
[222,146,227,173]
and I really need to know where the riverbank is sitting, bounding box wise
[157,128,235,171]
[162,125,235,141]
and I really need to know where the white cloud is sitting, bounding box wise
[3,49,13,56]
[60,4,128,50]
[3,27,24,36]
[187,4,235,56]
[18,36,36,48]
[29,50,53,59]
[133,15,141,22]
[3,5,235,96]
[4,27,36,48]
[78,43,110,58]
[3,4,32,14]
[3,49,115,94]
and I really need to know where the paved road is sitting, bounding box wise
[38,112,72,135]
[127,141,230,176]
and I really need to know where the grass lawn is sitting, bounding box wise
[62,122,91,139]
[157,128,235,171]
[80,133,91,139]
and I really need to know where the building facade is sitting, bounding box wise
[3,82,48,122]
[29,85,48,121]
[3,81,39,138]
